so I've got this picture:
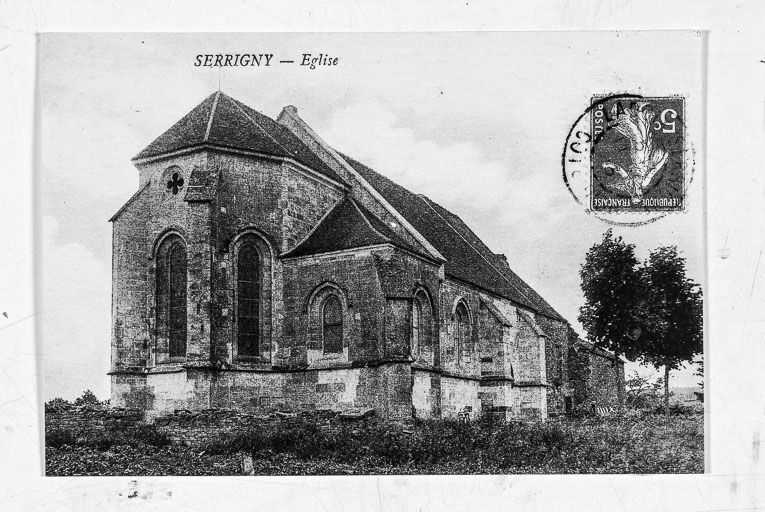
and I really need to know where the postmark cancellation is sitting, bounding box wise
[563,94,690,224]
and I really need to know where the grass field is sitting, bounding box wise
[46,410,703,476]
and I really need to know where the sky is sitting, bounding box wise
[40,32,705,400]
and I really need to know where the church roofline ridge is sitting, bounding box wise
[203,91,221,141]
[416,193,540,312]
[225,92,292,155]
[276,105,446,263]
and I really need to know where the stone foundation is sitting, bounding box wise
[112,362,414,421]
[111,363,548,423]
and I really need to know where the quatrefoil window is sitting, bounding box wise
[166,172,185,195]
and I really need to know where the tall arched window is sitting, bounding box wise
[412,298,422,358]
[412,289,434,362]
[456,302,470,364]
[322,295,343,354]
[156,235,187,359]
[237,242,261,357]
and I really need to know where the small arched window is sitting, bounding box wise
[322,295,343,354]
[237,243,261,357]
[156,235,187,359]
[456,302,470,364]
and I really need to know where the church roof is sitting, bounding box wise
[340,154,564,321]
[132,91,564,322]
[133,92,344,185]
[282,196,427,258]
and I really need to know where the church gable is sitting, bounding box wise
[283,196,427,259]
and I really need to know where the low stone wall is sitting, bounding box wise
[45,405,144,439]
[153,409,276,446]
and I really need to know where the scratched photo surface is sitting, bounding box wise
[41,32,705,475]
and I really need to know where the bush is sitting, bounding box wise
[652,403,699,416]
[131,424,171,447]
[46,423,170,451]
[46,390,109,412]
[205,417,579,470]
[73,390,102,407]
[88,434,114,452]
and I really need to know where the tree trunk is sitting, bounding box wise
[664,365,671,419]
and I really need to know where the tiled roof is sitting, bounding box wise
[133,92,344,185]
[340,153,565,321]
[282,196,426,258]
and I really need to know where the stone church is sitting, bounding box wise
[109,91,624,421]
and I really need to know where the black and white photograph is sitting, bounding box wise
[40,31,705,476]
[6,2,765,509]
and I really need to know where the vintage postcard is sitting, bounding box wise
[41,31,705,476]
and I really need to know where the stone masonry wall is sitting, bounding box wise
[209,152,344,367]
[281,249,387,366]
[46,406,144,439]
[535,315,570,417]
[588,354,626,408]
[112,152,207,378]
[112,149,346,408]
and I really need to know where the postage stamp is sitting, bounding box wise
[590,96,685,212]
[563,93,692,226]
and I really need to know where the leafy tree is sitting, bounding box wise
[641,247,703,416]
[579,230,652,361]
[579,233,703,418]
[44,396,72,413]
[625,371,663,410]
[73,389,105,407]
